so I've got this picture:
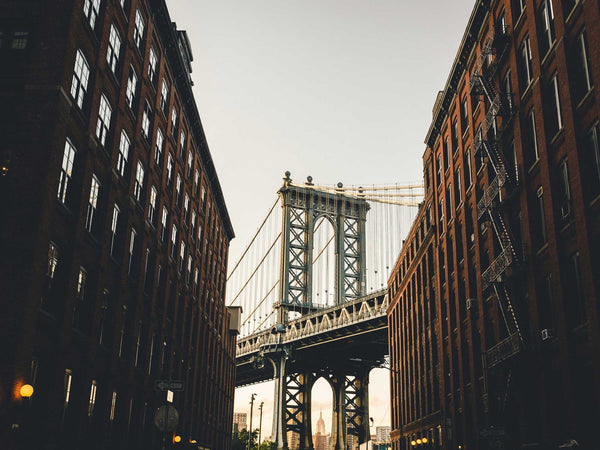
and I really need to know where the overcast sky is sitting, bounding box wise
[167,0,476,439]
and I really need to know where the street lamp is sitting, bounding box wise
[20,384,34,398]
[248,393,257,450]
[258,401,264,446]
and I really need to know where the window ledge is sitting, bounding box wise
[575,87,595,111]
[513,10,527,34]
[565,2,583,26]
[520,81,534,104]
[535,242,549,258]
[540,41,557,69]
[527,158,540,175]
[549,128,565,148]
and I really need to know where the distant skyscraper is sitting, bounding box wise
[316,411,326,435]
[233,412,248,431]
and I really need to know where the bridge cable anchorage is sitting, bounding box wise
[241,280,280,327]
[228,232,282,306]
[227,196,279,282]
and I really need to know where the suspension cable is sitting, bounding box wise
[242,280,280,327]
[228,232,281,306]
[227,197,279,281]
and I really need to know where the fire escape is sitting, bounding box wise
[469,24,523,374]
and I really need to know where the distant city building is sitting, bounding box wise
[287,429,300,450]
[376,426,391,443]
[388,0,600,449]
[312,411,330,450]
[0,0,237,449]
[233,412,248,431]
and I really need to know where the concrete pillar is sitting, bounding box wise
[269,351,289,449]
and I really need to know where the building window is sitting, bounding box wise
[166,154,174,188]
[154,128,164,166]
[57,139,76,204]
[187,151,193,177]
[117,130,130,177]
[523,109,539,167]
[176,174,182,207]
[70,50,90,109]
[148,47,157,84]
[106,24,121,74]
[535,186,547,249]
[502,70,513,112]
[83,0,101,29]
[439,199,445,234]
[455,167,462,206]
[48,242,58,279]
[134,322,142,366]
[179,241,185,272]
[436,155,442,187]
[160,80,169,114]
[464,149,472,189]
[572,30,593,103]
[142,99,152,139]
[538,1,555,58]
[88,381,97,417]
[194,170,200,196]
[134,9,144,51]
[460,95,469,133]
[125,66,137,109]
[110,204,119,255]
[179,130,186,155]
[149,186,157,224]
[443,138,449,170]
[85,175,100,232]
[96,95,112,146]
[451,118,459,153]
[161,207,168,243]
[184,194,189,221]
[134,161,144,202]
[446,186,453,220]
[76,267,87,300]
[110,391,117,421]
[547,74,563,137]
[171,225,177,259]
[187,255,192,283]
[191,211,197,233]
[201,186,206,207]
[128,228,136,275]
[64,370,72,407]
[584,124,600,199]
[172,108,178,138]
[558,159,572,221]
[519,36,533,90]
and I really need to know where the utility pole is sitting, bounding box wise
[258,401,264,446]
[248,393,257,450]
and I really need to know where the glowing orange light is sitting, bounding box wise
[174,435,182,443]
[422,437,428,444]
[416,439,422,445]
[411,441,417,446]
[20,384,34,398]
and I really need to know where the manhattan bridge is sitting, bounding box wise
[228,172,423,449]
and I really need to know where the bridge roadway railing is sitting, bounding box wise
[236,289,388,358]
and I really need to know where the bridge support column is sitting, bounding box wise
[346,368,371,446]
[266,348,290,450]
[330,371,347,450]
[285,372,314,450]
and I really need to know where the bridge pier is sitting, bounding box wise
[330,371,347,450]
[264,345,290,450]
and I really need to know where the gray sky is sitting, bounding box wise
[167,0,476,438]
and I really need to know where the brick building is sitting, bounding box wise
[388,0,600,448]
[0,0,237,449]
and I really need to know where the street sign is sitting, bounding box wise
[154,404,179,432]
[154,380,184,391]
[480,427,506,438]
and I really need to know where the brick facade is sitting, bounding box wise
[388,0,600,448]
[0,1,237,449]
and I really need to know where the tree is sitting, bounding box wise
[231,429,260,450]
[258,441,277,450]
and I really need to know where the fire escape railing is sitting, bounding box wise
[470,24,523,368]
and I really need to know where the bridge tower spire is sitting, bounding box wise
[277,172,369,324]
